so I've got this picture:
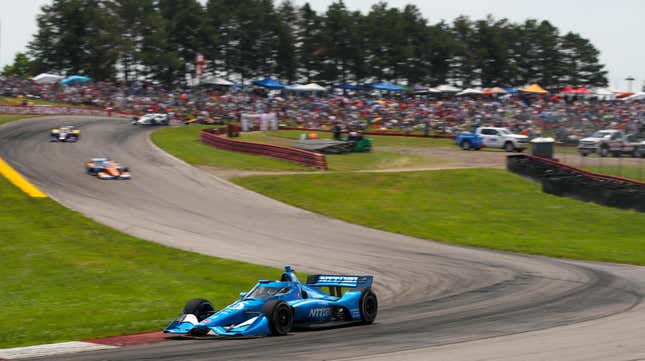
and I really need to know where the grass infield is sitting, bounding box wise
[0,175,277,348]
[234,168,645,265]
[152,126,446,171]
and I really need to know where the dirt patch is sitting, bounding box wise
[200,145,645,180]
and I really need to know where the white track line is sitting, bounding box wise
[0,341,116,360]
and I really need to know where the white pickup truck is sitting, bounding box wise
[472,127,529,152]
[578,129,644,157]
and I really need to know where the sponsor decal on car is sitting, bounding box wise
[308,307,332,319]
[318,276,358,283]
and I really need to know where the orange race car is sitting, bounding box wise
[85,158,131,180]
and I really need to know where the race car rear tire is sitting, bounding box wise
[359,289,378,324]
[461,140,471,150]
[261,300,293,336]
[183,298,215,321]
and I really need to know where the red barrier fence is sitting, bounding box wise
[0,104,139,118]
[200,129,327,169]
[279,126,580,146]
[279,126,454,139]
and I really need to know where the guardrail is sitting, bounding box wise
[0,104,139,118]
[279,126,454,139]
[279,127,581,146]
[200,129,327,169]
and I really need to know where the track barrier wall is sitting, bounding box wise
[279,126,455,139]
[279,127,578,146]
[507,154,645,212]
[200,128,327,169]
[0,104,138,118]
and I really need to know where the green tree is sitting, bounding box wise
[473,16,513,87]
[159,0,207,82]
[449,16,478,87]
[559,32,607,87]
[107,0,167,81]
[297,3,324,82]
[28,0,119,79]
[275,1,298,82]
[1,53,34,78]
[320,0,361,83]
[426,21,456,85]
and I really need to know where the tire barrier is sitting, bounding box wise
[507,154,645,212]
[200,128,327,169]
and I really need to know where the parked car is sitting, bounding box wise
[457,127,527,152]
[455,132,484,150]
[578,129,643,157]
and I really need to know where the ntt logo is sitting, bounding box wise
[308,308,332,319]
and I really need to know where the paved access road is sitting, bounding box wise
[1,116,644,361]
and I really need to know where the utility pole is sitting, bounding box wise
[625,76,635,92]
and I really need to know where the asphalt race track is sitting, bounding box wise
[2,116,645,361]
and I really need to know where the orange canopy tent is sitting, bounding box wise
[616,92,634,99]
[483,87,507,95]
[520,83,549,94]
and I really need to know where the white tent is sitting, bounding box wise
[199,76,234,86]
[303,83,327,91]
[456,88,483,96]
[286,83,327,92]
[592,88,617,100]
[32,73,64,84]
[433,84,462,93]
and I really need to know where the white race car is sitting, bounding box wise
[132,113,169,126]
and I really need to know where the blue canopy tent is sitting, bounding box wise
[62,75,91,85]
[252,77,285,89]
[503,87,519,94]
[333,83,367,90]
[368,82,404,91]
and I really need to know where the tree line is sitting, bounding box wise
[13,0,609,88]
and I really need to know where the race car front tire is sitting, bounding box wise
[261,300,293,336]
[359,289,378,324]
[183,298,216,321]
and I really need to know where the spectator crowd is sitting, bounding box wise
[2,76,643,142]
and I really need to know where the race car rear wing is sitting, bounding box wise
[306,274,373,290]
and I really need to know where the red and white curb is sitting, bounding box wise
[0,332,168,359]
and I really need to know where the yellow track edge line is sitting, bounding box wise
[0,156,47,198]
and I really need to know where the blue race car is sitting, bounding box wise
[164,265,378,337]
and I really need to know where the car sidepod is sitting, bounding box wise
[291,289,363,324]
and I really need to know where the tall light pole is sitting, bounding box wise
[625,76,635,92]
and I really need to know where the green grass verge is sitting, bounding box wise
[0,175,278,348]
[0,114,42,126]
[234,169,645,265]
[151,125,312,171]
[152,127,446,172]
[579,165,645,182]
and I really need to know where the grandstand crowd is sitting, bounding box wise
[2,76,643,142]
